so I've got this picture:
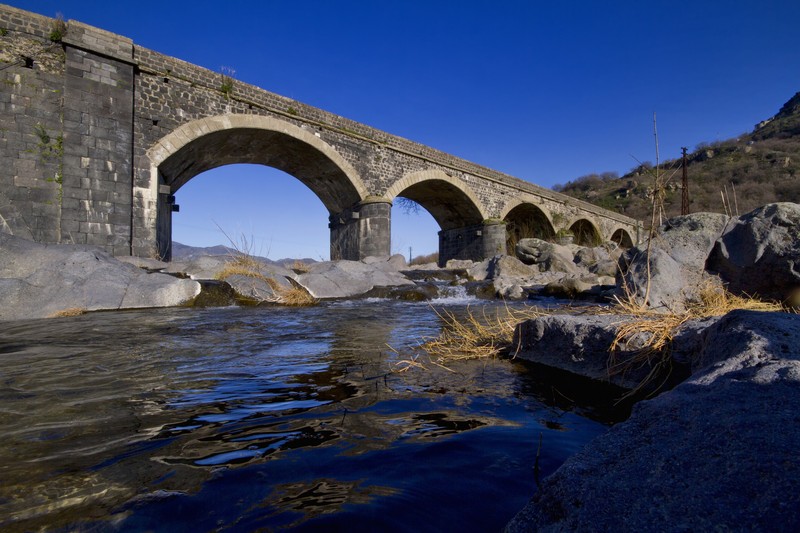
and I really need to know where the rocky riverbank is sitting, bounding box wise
[506,309,800,531]
[506,202,800,531]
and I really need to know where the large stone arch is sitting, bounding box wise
[145,114,370,259]
[385,169,487,230]
[148,114,368,211]
[500,199,556,253]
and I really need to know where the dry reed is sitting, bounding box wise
[605,280,785,397]
[216,262,316,306]
[415,304,548,365]
[49,307,86,318]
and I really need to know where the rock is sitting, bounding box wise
[467,258,491,281]
[362,253,407,270]
[0,233,200,320]
[165,255,298,301]
[589,258,619,277]
[617,212,730,312]
[192,280,238,307]
[516,239,579,274]
[573,246,610,269]
[541,277,594,300]
[507,310,800,532]
[706,202,800,301]
[295,260,414,299]
[362,283,439,301]
[445,259,475,270]
[165,255,231,280]
[487,255,540,280]
[513,314,638,388]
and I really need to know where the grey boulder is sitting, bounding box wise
[516,238,579,274]
[507,309,800,531]
[617,212,730,312]
[295,259,414,299]
[0,233,200,320]
[706,202,800,302]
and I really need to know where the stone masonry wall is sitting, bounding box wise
[0,7,65,242]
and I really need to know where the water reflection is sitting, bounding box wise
[0,301,623,531]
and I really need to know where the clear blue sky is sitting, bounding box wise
[14,1,800,260]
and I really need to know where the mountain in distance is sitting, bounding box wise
[553,91,800,222]
[171,241,317,268]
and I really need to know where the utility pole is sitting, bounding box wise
[681,147,690,215]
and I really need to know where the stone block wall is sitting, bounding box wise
[1,6,136,255]
[0,7,65,242]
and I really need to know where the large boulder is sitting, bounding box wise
[706,202,800,302]
[617,212,731,312]
[295,259,414,299]
[0,233,200,320]
[507,310,800,531]
[516,239,579,274]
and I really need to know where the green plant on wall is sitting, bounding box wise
[49,13,67,42]
[219,66,235,98]
[34,123,64,199]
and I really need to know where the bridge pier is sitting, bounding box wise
[329,198,392,261]
[438,220,506,266]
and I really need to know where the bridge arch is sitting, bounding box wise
[567,218,603,246]
[610,227,635,248]
[146,115,370,259]
[386,169,487,229]
[386,169,489,264]
[500,199,556,253]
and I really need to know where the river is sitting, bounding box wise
[0,296,626,531]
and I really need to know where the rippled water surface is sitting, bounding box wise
[0,299,622,531]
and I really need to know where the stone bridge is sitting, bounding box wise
[0,5,641,263]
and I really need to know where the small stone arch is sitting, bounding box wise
[501,201,556,253]
[610,227,635,248]
[568,218,603,246]
[385,169,487,230]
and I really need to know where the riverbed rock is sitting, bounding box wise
[466,258,491,281]
[507,309,800,531]
[164,255,231,280]
[616,212,731,312]
[541,276,596,300]
[516,239,579,274]
[512,314,640,389]
[295,259,414,299]
[0,233,200,320]
[706,202,800,302]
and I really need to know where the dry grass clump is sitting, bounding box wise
[49,307,86,318]
[606,280,785,396]
[290,260,311,274]
[411,305,548,366]
[216,261,316,307]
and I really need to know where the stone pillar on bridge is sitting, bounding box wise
[329,197,392,261]
[438,220,506,266]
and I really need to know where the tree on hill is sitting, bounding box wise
[553,92,800,223]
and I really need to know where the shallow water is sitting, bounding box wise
[0,298,623,531]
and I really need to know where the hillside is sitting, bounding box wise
[553,92,800,222]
